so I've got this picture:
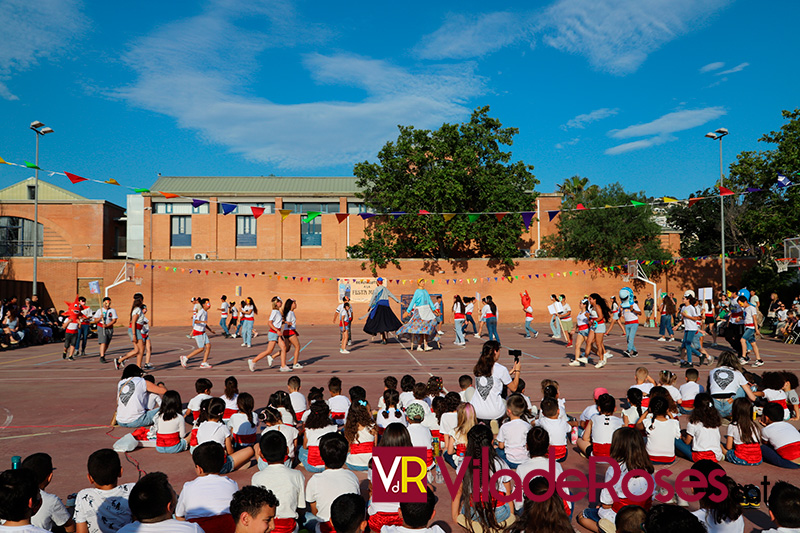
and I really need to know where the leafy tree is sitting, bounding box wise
[557,175,598,208]
[665,188,749,258]
[542,180,670,267]
[347,107,538,271]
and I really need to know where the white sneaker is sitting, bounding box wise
[340,349,350,354]
[279,366,292,372]
[199,362,212,369]
[473,334,481,338]
[667,337,675,342]
[241,342,247,347]
[247,358,256,372]
[293,362,303,369]
[267,355,274,368]
[605,352,614,359]
[568,360,583,367]
[416,346,424,352]
[437,330,444,335]
[347,341,352,346]
[577,357,589,364]
[230,333,237,338]
[657,337,666,342]
[424,345,433,351]
[595,359,607,369]
[179,356,188,368]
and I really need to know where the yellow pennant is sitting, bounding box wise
[105,178,121,186]
[662,197,678,203]
[443,213,456,222]
[280,209,292,221]
[0,156,9,165]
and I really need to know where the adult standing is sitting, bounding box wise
[453,295,467,346]
[470,341,520,427]
[558,294,573,347]
[94,296,118,364]
[483,296,499,343]
[708,352,756,418]
[587,293,611,369]
[766,292,780,334]
[643,295,655,328]
[240,297,257,348]
[115,293,145,370]
[397,279,439,351]
[679,293,703,368]
[363,277,402,344]
[657,293,676,342]
[548,294,562,338]
[115,364,166,428]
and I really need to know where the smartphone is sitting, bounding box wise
[508,349,522,363]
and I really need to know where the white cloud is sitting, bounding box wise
[116,0,485,169]
[605,107,726,155]
[539,0,732,75]
[699,61,724,73]
[555,137,580,149]
[716,62,749,75]
[416,12,533,60]
[561,108,618,130]
[0,0,88,100]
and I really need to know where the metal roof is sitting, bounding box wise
[0,177,87,201]
[149,176,362,196]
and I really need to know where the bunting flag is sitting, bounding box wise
[662,197,678,203]
[419,210,431,215]
[576,203,587,210]
[0,156,8,165]
[390,212,406,219]
[105,178,120,186]
[24,162,40,170]
[192,199,209,208]
[746,187,762,193]
[280,209,292,221]
[159,191,180,199]
[359,213,376,220]
[777,174,791,187]
[467,214,480,223]
[548,210,560,221]
[65,172,88,184]
[251,206,265,219]
[495,213,507,222]
[134,188,150,193]
[718,186,735,196]
[443,213,456,222]
[221,203,237,215]
[302,212,321,223]
[631,200,647,206]
[335,213,349,223]
[688,197,702,207]
[521,212,535,230]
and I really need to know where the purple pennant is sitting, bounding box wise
[221,202,237,215]
[192,199,209,208]
[390,211,406,219]
[521,211,535,230]
[359,213,376,220]
[746,187,762,193]
[548,210,560,221]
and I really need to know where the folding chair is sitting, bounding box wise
[785,323,800,345]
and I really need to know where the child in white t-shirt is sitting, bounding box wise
[327,377,351,425]
[257,407,300,469]
[227,392,259,449]
[195,398,255,474]
[637,396,680,464]
[251,431,306,532]
[458,375,475,403]
[760,402,800,467]
[535,397,571,462]
[631,367,656,408]
[495,395,532,469]
[305,433,360,533]
[176,442,239,530]
[73,449,134,533]
[406,404,435,471]
[185,378,213,422]
[381,488,444,533]
[399,375,416,410]
[288,375,308,422]
[678,367,703,414]
[20,453,75,533]
[680,393,723,462]
[577,393,623,458]
[377,389,407,432]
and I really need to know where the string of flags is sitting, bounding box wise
[129,248,763,285]
[0,155,796,229]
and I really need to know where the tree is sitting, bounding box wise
[347,107,538,271]
[665,188,749,258]
[542,180,670,267]
[557,175,598,208]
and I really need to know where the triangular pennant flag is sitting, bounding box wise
[631,200,646,206]
[134,188,150,193]
[192,199,209,208]
[443,213,456,222]
[280,209,292,220]
[467,214,480,223]
[105,178,120,186]
[662,197,678,203]
[221,203,237,215]
[25,161,41,170]
[521,212,535,230]
[548,210,560,221]
[251,206,265,219]
[688,197,702,207]
[746,187,762,193]
[302,212,321,223]
[418,210,431,215]
[495,213,508,222]
[777,174,791,188]
[359,213,375,220]
[390,212,406,219]
[159,191,180,199]
[576,203,587,210]
[65,172,89,184]
[0,156,8,165]
[718,186,734,196]
[336,213,349,223]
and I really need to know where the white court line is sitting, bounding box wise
[0,425,108,441]
[392,334,432,376]
[1,408,12,429]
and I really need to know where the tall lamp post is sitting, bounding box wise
[29,121,54,297]
[705,127,728,294]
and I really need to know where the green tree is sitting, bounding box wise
[542,180,670,267]
[665,188,749,258]
[347,107,538,271]
[556,175,598,208]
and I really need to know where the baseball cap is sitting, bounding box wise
[406,403,425,421]
[594,387,609,400]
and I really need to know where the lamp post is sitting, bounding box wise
[705,127,729,293]
[29,121,54,297]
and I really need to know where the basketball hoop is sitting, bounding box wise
[776,259,792,273]
[622,274,631,282]
[135,277,143,286]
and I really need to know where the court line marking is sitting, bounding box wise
[1,408,12,429]
[0,425,108,441]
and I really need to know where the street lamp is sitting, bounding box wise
[705,127,729,293]
[30,121,55,297]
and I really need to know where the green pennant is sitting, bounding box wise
[134,188,150,193]
[467,214,480,223]
[631,200,647,206]
[24,161,41,170]
[302,212,321,223]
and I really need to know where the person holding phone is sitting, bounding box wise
[469,341,521,429]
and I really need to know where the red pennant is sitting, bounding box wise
[495,213,507,221]
[251,206,265,219]
[419,210,431,215]
[576,203,587,210]
[159,191,180,199]
[718,186,734,196]
[688,198,702,207]
[65,172,89,184]
[335,213,349,223]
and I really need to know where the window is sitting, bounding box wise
[218,203,274,215]
[171,215,192,247]
[282,202,340,214]
[154,202,209,214]
[27,185,35,200]
[236,216,257,246]
[281,203,338,246]
[0,217,43,257]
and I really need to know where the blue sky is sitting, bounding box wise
[1,0,798,208]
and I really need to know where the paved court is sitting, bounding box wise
[1,321,798,532]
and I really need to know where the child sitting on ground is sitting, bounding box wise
[383,488,443,533]
[678,393,723,462]
[300,402,339,473]
[458,375,474,403]
[496,395,532,469]
[376,375,398,411]
[344,396,377,472]
[330,494,367,533]
[406,403,435,474]
[175,442,239,532]
[251,432,306,533]
[376,389,407,432]
[782,371,799,421]
[227,392,259,449]
[678,368,703,415]
[638,396,680,465]
[578,393,623,458]
[195,398,255,473]
[119,472,202,532]
[763,481,800,533]
[257,406,299,469]
[631,367,656,408]
[73,449,135,533]
[613,505,647,533]
[186,378,213,422]
[579,388,608,437]
[723,397,762,465]
[399,375,416,409]
[230,485,279,533]
[0,469,48,533]
[288,376,307,422]
[535,397,571,462]
[658,370,681,403]
[327,377,350,425]
[305,433,361,533]
[154,390,189,454]
[20,452,75,532]
[760,402,800,468]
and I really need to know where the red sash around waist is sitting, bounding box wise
[692,450,718,462]
[349,442,374,454]
[192,410,201,420]
[269,328,279,334]
[242,316,254,321]
[592,442,611,457]
[681,399,695,409]
[485,314,496,318]
[318,521,336,533]
[593,319,605,325]
[283,330,297,336]
[641,398,650,408]
[134,323,143,330]
[777,441,800,461]
[551,445,567,460]
[649,455,675,464]
[525,312,532,318]
[156,432,181,447]
[272,518,297,533]
[456,443,466,456]
[425,448,434,467]
[331,412,346,420]
[625,320,639,325]
[612,497,652,514]
[189,514,235,533]
[223,408,237,420]
[295,410,306,421]
[578,324,590,331]
[734,443,762,463]
[368,512,402,532]
[454,313,465,319]
[189,428,198,447]
[232,432,258,445]
[773,399,789,409]
[307,446,324,466]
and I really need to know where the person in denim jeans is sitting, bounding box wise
[483,296,500,343]
[657,293,676,341]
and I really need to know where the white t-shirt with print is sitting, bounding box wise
[116,377,150,424]
[74,484,135,533]
[709,367,749,396]
[118,520,203,533]
[469,363,513,420]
